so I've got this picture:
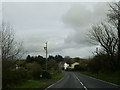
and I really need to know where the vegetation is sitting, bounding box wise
[88,2,120,72]
[2,56,63,88]
[0,22,24,61]
[107,2,120,65]
[14,73,64,88]
[79,71,120,85]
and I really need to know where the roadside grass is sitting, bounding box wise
[79,71,120,85]
[14,73,65,88]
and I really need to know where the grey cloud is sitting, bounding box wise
[3,2,109,58]
[3,2,70,30]
[63,4,93,28]
[59,45,98,58]
[0,2,2,24]
[63,2,109,46]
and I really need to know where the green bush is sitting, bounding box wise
[2,68,27,88]
[32,70,41,80]
[25,62,42,80]
[74,65,84,71]
[22,70,51,80]
[41,70,52,79]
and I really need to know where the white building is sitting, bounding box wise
[64,62,69,70]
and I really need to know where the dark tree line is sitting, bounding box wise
[26,54,64,64]
[26,55,46,64]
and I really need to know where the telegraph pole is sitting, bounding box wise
[44,42,48,71]
[46,42,48,71]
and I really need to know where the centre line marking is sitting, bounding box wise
[74,73,88,90]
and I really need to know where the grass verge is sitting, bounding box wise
[14,73,65,88]
[79,71,120,85]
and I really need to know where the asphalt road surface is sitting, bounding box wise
[46,71,120,90]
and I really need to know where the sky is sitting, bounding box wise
[2,2,110,58]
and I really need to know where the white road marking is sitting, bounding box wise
[45,75,65,89]
[81,73,120,87]
[80,82,84,86]
[74,73,88,90]
[84,86,88,90]
[46,82,56,89]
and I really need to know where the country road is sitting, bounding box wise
[46,71,120,89]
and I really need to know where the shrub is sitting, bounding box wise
[2,68,27,88]
[41,70,52,79]
[25,62,42,80]
[32,70,41,80]
[74,65,84,71]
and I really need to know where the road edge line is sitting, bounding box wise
[45,75,65,89]
[79,72,120,87]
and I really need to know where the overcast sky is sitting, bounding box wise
[2,2,109,58]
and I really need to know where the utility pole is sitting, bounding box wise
[44,42,48,71]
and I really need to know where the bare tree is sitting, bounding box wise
[107,1,120,64]
[88,22,118,71]
[0,22,24,61]
[89,22,118,57]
